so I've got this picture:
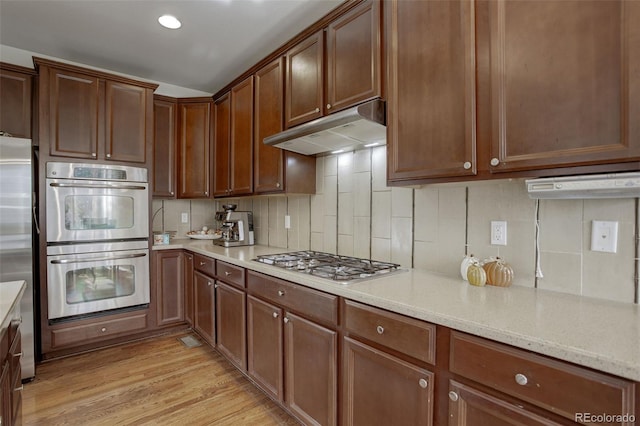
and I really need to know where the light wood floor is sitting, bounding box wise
[22,332,299,426]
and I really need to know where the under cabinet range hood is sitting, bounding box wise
[526,172,640,199]
[263,99,386,156]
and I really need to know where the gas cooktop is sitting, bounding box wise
[253,250,404,283]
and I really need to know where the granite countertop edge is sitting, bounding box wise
[153,240,640,381]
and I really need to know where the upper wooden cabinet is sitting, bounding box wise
[254,58,316,194]
[153,95,177,198]
[386,0,476,182]
[213,76,254,197]
[177,98,212,198]
[487,0,640,173]
[35,58,156,165]
[285,0,382,129]
[0,63,34,139]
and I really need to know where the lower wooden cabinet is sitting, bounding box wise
[154,250,184,327]
[215,281,246,370]
[1,306,22,426]
[448,380,564,426]
[193,271,216,347]
[342,337,433,426]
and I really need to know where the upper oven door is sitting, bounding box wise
[46,177,149,243]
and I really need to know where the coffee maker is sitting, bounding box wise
[213,204,255,247]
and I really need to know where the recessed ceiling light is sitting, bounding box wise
[158,15,181,29]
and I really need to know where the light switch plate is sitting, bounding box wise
[591,220,618,253]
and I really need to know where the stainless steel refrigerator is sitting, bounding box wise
[0,135,36,379]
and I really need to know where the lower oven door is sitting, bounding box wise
[47,247,150,320]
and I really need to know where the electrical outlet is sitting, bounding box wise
[284,215,291,229]
[181,212,189,224]
[491,221,507,246]
[591,220,618,253]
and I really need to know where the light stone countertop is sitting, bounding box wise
[0,280,26,335]
[154,239,640,381]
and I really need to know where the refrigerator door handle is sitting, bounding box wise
[32,192,40,234]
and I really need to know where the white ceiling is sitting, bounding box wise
[0,0,343,95]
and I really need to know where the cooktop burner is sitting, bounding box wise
[254,251,403,283]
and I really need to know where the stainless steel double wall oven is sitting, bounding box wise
[45,162,150,320]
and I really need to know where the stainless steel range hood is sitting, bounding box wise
[263,99,386,156]
[526,172,640,199]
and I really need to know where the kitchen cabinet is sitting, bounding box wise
[153,250,184,327]
[35,58,156,165]
[0,302,21,426]
[254,58,317,194]
[0,63,34,139]
[193,271,216,347]
[215,281,246,370]
[177,98,212,198]
[486,0,640,173]
[184,252,194,326]
[342,300,435,426]
[285,0,381,129]
[153,95,177,198]
[386,0,476,182]
[213,76,254,197]
[247,270,338,426]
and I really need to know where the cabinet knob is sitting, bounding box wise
[490,157,500,167]
[199,262,206,266]
[106,153,111,158]
[207,281,212,286]
[224,271,231,276]
[278,290,285,297]
[214,283,219,289]
[283,317,290,324]
[315,107,320,113]
[101,327,107,332]
[272,312,279,319]
[205,192,209,195]
[515,373,528,386]
[170,191,174,195]
[418,378,428,389]
[376,325,384,335]
[276,182,281,188]
[326,104,331,110]
[463,161,472,170]
[91,153,97,157]
[448,391,459,402]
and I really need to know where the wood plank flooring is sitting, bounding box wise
[21,332,299,425]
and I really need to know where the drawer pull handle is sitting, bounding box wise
[13,352,23,358]
[14,385,24,392]
[418,378,428,389]
[101,327,107,333]
[376,325,384,335]
[224,271,231,276]
[199,262,206,266]
[283,317,290,324]
[515,373,528,386]
[278,290,285,297]
[448,391,459,402]
[272,312,279,319]
[214,283,219,289]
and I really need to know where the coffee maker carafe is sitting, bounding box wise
[214,204,254,247]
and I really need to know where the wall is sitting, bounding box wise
[154,146,639,305]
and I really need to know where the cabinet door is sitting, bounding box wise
[215,281,246,370]
[386,0,476,182]
[448,380,564,426]
[284,312,337,426]
[153,97,177,198]
[230,76,254,196]
[254,58,285,194]
[342,337,433,426]
[154,250,184,327]
[178,102,211,198]
[193,271,215,347]
[488,0,640,172]
[0,67,32,139]
[326,0,381,113]
[247,295,284,403]
[104,81,148,163]
[213,93,231,197]
[184,252,194,326]
[285,30,324,128]
[48,67,99,159]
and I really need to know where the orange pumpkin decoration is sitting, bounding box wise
[483,257,514,287]
[467,262,487,287]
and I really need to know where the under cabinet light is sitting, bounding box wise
[158,15,181,29]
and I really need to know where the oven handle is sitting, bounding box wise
[49,182,147,190]
[50,252,147,264]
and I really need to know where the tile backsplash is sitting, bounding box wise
[154,146,639,305]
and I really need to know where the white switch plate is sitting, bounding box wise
[491,221,507,245]
[284,215,291,229]
[591,220,618,253]
[181,212,189,223]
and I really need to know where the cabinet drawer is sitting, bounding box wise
[247,270,338,326]
[344,300,435,365]
[449,331,636,423]
[216,260,245,288]
[194,254,215,277]
[51,313,148,348]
